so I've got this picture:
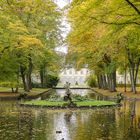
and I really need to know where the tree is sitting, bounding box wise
[0,0,62,91]
[67,0,140,93]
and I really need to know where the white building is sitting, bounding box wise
[116,71,140,84]
[58,68,90,86]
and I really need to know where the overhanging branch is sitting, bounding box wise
[125,0,140,15]
[89,16,140,25]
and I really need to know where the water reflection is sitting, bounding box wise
[0,97,140,139]
[56,89,90,97]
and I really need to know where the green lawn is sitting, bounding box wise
[76,100,117,107]
[24,100,66,106]
[0,87,48,92]
[23,100,117,107]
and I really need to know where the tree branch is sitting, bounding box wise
[89,16,140,25]
[125,0,140,15]
[0,46,10,58]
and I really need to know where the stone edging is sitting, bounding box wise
[19,103,121,109]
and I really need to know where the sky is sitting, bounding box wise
[55,0,70,54]
[55,0,68,8]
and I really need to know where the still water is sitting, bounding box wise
[0,89,140,140]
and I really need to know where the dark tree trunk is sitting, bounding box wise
[20,65,29,92]
[125,46,139,94]
[28,56,33,90]
[107,72,116,92]
[40,66,44,88]
[112,71,117,92]
[129,64,136,94]
[20,66,26,91]
[11,88,14,93]
[124,68,127,92]
[40,65,46,88]
[25,74,30,92]
[107,74,111,90]
[97,75,101,89]
[102,74,108,89]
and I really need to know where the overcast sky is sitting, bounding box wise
[55,0,70,53]
[55,0,69,8]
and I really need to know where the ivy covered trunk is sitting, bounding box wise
[28,56,33,90]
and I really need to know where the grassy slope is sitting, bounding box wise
[0,87,49,97]
[93,87,140,99]
[23,100,117,107]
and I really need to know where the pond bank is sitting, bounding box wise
[91,88,140,100]
[0,88,51,101]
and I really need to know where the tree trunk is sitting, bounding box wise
[28,56,33,90]
[40,66,44,88]
[129,65,136,94]
[102,74,108,89]
[107,72,116,92]
[107,74,111,90]
[25,74,30,92]
[11,88,14,93]
[20,66,26,91]
[124,68,127,92]
[112,71,117,92]
[97,75,101,89]
[20,65,29,92]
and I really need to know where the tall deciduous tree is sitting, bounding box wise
[67,0,140,93]
[0,0,62,91]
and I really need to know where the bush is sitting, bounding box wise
[47,94,62,101]
[32,82,41,88]
[45,74,59,88]
[86,75,97,87]
[72,94,89,101]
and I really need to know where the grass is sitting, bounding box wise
[23,100,117,107]
[24,100,67,106]
[76,100,116,107]
[0,87,49,97]
[93,87,140,99]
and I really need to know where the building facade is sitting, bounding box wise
[58,68,90,86]
[116,71,140,84]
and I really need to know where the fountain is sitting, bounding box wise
[63,82,76,107]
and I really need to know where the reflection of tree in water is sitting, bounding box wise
[127,99,140,139]
[118,99,140,140]
[16,107,34,139]
[72,109,116,140]
[64,112,73,124]
[138,118,140,129]
[64,112,76,140]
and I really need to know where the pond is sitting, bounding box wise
[0,89,140,140]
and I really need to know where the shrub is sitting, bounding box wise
[32,82,41,88]
[47,94,62,101]
[45,74,59,88]
[86,75,97,87]
[72,94,89,101]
